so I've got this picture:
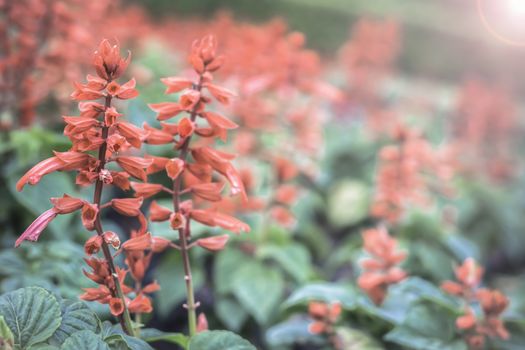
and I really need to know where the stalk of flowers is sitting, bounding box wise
[199,28,338,229]
[357,226,407,305]
[14,39,159,336]
[335,18,401,136]
[370,123,455,224]
[145,35,250,336]
[441,258,510,349]
[307,301,343,349]
[453,79,517,182]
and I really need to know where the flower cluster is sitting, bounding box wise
[357,226,407,305]
[144,35,249,335]
[441,258,510,349]
[308,301,342,349]
[15,39,162,335]
[371,123,455,223]
[0,0,158,129]
[157,14,340,228]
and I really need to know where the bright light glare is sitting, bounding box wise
[507,0,525,17]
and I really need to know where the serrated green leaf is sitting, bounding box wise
[232,261,284,324]
[258,244,312,283]
[0,315,14,346]
[282,283,356,309]
[384,300,465,350]
[49,300,98,345]
[358,277,459,325]
[188,331,255,350]
[60,330,109,350]
[0,287,62,348]
[105,335,154,350]
[100,322,153,350]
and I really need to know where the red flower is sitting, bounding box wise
[114,121,145,148]
[191,182,225,202]
[357,227,407,305]
[149,201,172,222]
[201,111,238,130]
[169,212,186,230]
[148,102,184,121]
[161,77,193,94]
[190,209,250,234]
[50,195,85,214]
[16,157,66,191]
[178,117,195,138]
[130,182,164,198]
[143,123,174,144]
[165,158,185,180]
[204,83,235,105]
[85,235,103,255]
[128,294,153,314]
[109,297,125,316]
[111,197,143,217]
[81,203,98,231]
[122,233,152,251]
[116,156,153,182]
[196,235,229,251]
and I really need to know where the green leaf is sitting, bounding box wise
[0,286,62,348]
[28,344,60,350]
[282,283,357,310]
[100,322,154,350]
[154,250,203,318]
[188,331,255,350]
[0,315,14,347]
[327,180,370,227]
[336,327,385,350]
[60,330,109,350]
[0,251,26,276]
[141,329,188,348]
[491,320,525,350]
[266,319,323,347]
[49,300,99,345]
[358,277,458,325]
[214,249,250,295]
[231,261,284,324]
[384,300,465,350]
[258,244,312,283]
[215,297,249,332]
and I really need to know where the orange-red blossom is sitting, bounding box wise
[441,258,510,349]
[357,226,407,305]
[15,40,167,321]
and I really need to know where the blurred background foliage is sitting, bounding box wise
[2,0,525,349]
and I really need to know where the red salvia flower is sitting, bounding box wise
[442,258,510,349]
[357,226,407,305]
[15,39,166,334]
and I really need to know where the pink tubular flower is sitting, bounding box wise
[15,209,58,247]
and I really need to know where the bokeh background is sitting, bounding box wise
[2,0,525,349]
